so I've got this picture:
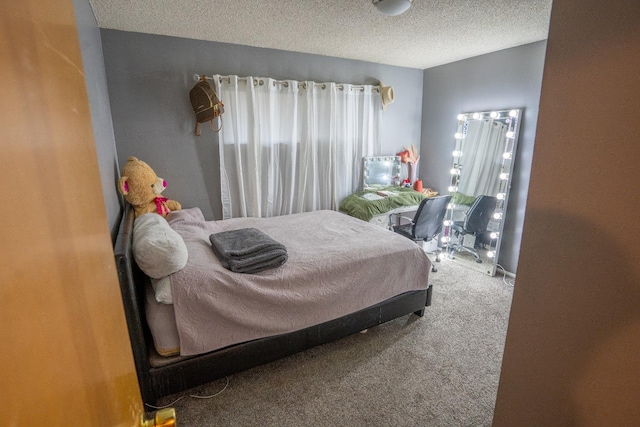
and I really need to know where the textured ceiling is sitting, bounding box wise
[88,0,553,69]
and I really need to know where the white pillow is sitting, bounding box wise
[133,213,188,279]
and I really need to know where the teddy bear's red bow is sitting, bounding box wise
[154,196,169,216]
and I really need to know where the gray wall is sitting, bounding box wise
[421,41,547,274]
[95,25,546,274]
[73,0,122,241]
[100,29,424,220]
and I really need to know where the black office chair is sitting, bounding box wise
[450,195,497,263]
[392,195,451,272]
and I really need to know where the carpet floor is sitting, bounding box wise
[157,258,514,427]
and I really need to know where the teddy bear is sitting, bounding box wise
[117,157,187,304]
[118,156,182,218]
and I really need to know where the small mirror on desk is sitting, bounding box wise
[362,156,401,190]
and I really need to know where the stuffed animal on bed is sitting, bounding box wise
[118,157,186,302]
[118,156,182,218]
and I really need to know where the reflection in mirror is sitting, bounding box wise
[442,109,522,276]
[362,156,402,189]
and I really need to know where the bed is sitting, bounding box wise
[114,204,433,406]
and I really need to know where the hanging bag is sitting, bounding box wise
[189,77,225,136]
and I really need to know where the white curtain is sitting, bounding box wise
[458,119,506,196]
[213,75,381,219]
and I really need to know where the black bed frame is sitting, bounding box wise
[114,205,433,406]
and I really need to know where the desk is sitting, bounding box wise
[339,186,427,225]
[369,205,420,229]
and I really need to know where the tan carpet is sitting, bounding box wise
[157,259,514,426]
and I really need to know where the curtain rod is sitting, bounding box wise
[193,74,380,92]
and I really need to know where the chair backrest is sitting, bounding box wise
[463,195,498,234]
[412,195,452,240]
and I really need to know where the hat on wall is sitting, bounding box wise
[380,82,395,111]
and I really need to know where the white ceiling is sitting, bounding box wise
[89,0,553,70]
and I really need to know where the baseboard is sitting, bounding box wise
[496,264,516,278]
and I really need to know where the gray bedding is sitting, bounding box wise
[166,207,431,356]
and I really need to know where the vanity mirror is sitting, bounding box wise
[442,109,522,276]
[362,156,402,190]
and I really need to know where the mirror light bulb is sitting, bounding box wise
[443,220,452,226]
[441,236,450,243]
[503,152,512,159]
[493,212,502,220]
[455,132,463,139]
[452,150,461,157]
[447,203,453,209]
[500,173,509,180]
[457,114,465,120]
[448,185,458,192]
[490,112,499,118]
[487,251,495,258]
[497,193,506,200]
[506,131,515,138]
[509,110,518,117]
[490,232,498,239]
[472,113,482,120]
[450,168,460,175]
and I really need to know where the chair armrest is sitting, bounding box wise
[388,213,415,231]
[389,213,415,224]
[389,212,413,224]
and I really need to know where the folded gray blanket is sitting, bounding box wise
[209,228,288,274]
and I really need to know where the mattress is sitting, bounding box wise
[144,284,180,357]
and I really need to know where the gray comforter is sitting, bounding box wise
[167,207,431,356]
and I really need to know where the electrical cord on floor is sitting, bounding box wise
[496,264,515,287]
[144,376,230,410]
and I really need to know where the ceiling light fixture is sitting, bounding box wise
[372,0,413,16]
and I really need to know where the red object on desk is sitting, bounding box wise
[413,179,423,192]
